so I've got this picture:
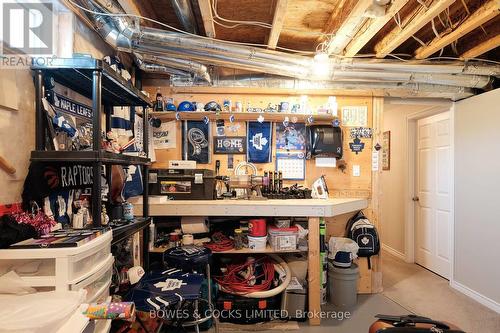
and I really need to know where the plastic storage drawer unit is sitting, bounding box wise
[71,254,114,303]
[0,230,112,290]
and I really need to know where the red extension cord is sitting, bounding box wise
[214,257,275,294]
[203,232,234,252]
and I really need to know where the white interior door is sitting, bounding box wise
[415,112,452,279]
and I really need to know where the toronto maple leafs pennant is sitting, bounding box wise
[122,165,143,199]
[247,121,272,163]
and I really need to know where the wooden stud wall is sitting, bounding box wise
[144,86,374,196]
[143,83,382,293]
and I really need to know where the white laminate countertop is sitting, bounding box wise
[130,196,368,217]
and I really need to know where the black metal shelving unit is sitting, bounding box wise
[32,56,152,268]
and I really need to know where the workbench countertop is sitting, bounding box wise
[130,197,368,217]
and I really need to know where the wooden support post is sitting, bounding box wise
[415,0,500,59]
[307,216,321,326]
[267,0,288,49]
[371,96,383,229]
[370,96,384,293]
[374,0,455,58]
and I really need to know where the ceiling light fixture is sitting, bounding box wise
[312,51,331,78]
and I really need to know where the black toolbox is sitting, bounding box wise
[215,292,282,324]
[149,169,216,200]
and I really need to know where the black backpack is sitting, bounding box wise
[345,211,380,269]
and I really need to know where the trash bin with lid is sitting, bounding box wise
[328,262,359,308]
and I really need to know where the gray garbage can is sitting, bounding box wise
[328,262,359,308]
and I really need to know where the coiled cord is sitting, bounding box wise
[214,257,275,294]
[203,232,234,252]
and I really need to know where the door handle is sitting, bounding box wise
[412,196,420,202]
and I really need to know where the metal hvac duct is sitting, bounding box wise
[169,0,198,34]
[136,27,313,68]
[336,59,500,77]
[74,0,500,96]
[133,44,310,79]
[134,55,192,77]
[134,53,211,83]
[176,75,475,101]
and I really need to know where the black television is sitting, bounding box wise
[306,125,343,158]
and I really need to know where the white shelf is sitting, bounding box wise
[131,197,368,217]
[213,245,305,254]
[151,111,337,123]
[151,244,306,254]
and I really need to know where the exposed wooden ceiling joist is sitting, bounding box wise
[415,0,500,59]
[197,0,216,38]
[375,0,456,58]
[326,0,372,55]
[117,0,157,27]
[461,34,500,58]
[344,0,410,57]
[267,0,288,49]
[117,0,142,16]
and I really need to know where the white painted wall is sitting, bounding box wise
[453,89,500,311]
[380,100,450,258]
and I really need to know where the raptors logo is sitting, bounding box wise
[44,167,60,189]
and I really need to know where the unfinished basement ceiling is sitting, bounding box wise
[69,0,500,99]
[138,0,500,59]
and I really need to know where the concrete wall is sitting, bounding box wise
[0,10,113,205]
[454,88,500,309]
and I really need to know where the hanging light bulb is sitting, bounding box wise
[312,51,331,78]
[314,51,329,63]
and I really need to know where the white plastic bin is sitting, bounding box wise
[268,226,298,251]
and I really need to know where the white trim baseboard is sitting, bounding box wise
[382,243,406,261]
[450,280,500,314]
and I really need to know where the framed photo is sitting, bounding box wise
[382,131,391,170]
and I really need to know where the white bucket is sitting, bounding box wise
[248,235,267,250]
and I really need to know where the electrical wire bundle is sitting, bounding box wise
[214,257,275,295]
[203,231,234,252]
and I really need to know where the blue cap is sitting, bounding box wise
[177,101,195,112]
[166,102,177,111]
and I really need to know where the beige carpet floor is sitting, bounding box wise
[381,251,500,333]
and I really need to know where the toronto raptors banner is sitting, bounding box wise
[21,162,95,217]
[247,121,272,163]
[183,121,211,164]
